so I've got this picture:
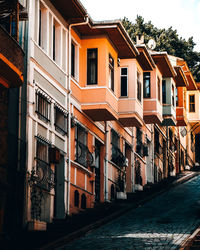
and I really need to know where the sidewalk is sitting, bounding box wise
[3,171,199,250]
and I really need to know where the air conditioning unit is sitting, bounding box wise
[124,157,129,167]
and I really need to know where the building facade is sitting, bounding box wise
[2,0,197,233]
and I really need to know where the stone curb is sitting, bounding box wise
[40,171,199,250]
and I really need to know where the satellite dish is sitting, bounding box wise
[147,39,156,50]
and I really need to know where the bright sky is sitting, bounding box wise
[80,0,200,51]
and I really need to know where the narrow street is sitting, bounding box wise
[61,175,200,250]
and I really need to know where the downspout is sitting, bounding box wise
[151,124,154,183]
[104,121,108,201]
[66,15,89,215]
[132,127,135,192]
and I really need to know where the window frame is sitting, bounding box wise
[137,71,142,102]
[120,67,128,97]
[109,54,114,92]
[36,92,51,123]
[162,80,166,104]
[71,42,75,78]
[172,84,175,107]
[189,94,195,112]
[87,48,98,85]
[54,105,68,135]
[143,72,151,98]
[157,77,161,102]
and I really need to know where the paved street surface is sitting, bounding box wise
[60,175,200,250]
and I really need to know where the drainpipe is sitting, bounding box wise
[104,121,109,201]
[151,124,154,183]
[131,127,135,192]
[66,15,89,215]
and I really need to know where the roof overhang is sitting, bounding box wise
[136,45,155,71]
[49,0,87,24]
[75,20,139,59]
[151,52,176,78]
[174,66,189,87]
[177,59,197,90]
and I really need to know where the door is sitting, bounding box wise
[54,155,65,219]
[95,140,101,202]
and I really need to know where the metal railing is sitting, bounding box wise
[75,140,93,168]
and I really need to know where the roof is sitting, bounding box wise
[151,52,176,78]
[50,0,138,59]
[177,59,197,90]
[174,66,189,87]
[136,45,155,71]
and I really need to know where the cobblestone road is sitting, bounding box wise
[61,175,200,250]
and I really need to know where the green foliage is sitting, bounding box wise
[122,16,200,82]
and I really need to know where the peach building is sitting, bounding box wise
[22,0,198,232]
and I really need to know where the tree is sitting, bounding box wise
[122,16,200,82]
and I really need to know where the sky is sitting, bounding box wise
[80,0,200,51]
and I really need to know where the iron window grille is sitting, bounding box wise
[154,128,162,155]
[54,104,68,135]
[36,91,51,123]
[75,125,93,167]
[75,140,93,168]
[135,159,142,185]
[136,128,143,156]
[35,136,54,191]
[111,129,125,166]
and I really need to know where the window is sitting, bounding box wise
[143,72,150,98]
[54,105,67,135]
[136,128,143,156]
[81,194,86,209]
[162,80,166,104]
[176,88,178,107]
[75,125,93,167]
[157,77,161,102]
[36,139,49,163]
[137,71,142,102]
[36,92,51,123]
[38,2,46,50]
[87,48,98,84]
[189,95,195,112]
[120,68,128,97]
[35,137,54,191]
[53,22,56,61]
[109,54,114,91]
[74,190,79,207]
[71,42,75,78]
[172,85,175,106]
[38,6,42,47]
[111,130,125,166]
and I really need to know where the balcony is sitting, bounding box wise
[176,107,187,126]
[0,26,24,88]
[143,98,163,124]
[81,87,118,121]
[143,69,163,125]
[162,104,176,126]
[176,87,187,126]
[118,98,143,127]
